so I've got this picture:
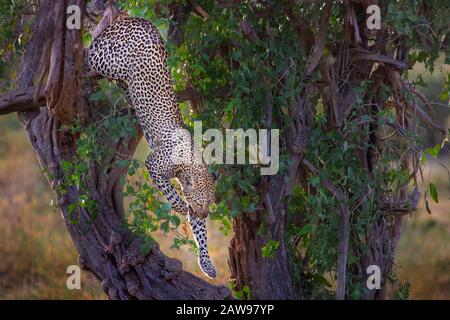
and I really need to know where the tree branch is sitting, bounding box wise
[190,0,209,19]
[304,2,332,78]
[351,49,410,70]
[0,86,45,115]
[301,159,346,202]
[1,82,229,116]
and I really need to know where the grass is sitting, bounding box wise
[0,115,105,299]
[390,160,450,299]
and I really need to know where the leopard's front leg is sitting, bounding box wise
[146,150,216,278]
[188,210,217,279]
[145,151,189,214]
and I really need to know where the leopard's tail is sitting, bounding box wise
[188,211,217,279]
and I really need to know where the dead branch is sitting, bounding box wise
[403,79,438,121]
[190,0,209,19]
[381,187,420,215]
[0,86,45,115]
[91,1,121,38]
[240,19,260,42]
[304,2,332,77]
[405,94,447,135]
[351,49,410,70]
[345,1,362,46]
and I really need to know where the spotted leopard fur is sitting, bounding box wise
[87,16,216,278]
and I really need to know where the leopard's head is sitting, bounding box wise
[178,163,216,218]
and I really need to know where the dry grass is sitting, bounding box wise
[392,161,450,299]
[0,115,105,299]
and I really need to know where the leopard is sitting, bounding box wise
[86,15,217,279]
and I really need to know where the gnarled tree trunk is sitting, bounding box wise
[12,0,230,300]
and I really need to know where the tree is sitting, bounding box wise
[0,0,448,300]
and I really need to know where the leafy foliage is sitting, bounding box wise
[0,0,32,88]
[92,0,448,299]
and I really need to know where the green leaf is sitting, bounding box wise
[130,7,148,18]
[242,285,252,299]
[141,237,154,256]
[309,176,320,187]
[161,202,172,213]
[424,144,441,158]
[261,240,280,258]
[299,223,313,236]
[61,160,71,173]
[88,91,106,102]
[170,214,181,227]
[160,221,169,233]
[429,183,439,203]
